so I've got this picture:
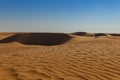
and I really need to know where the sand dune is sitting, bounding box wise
[94,33,108,37]
[71,32,94,36]
[109,33,120,36]
[71,32,113,37]
[0,33,72,46]
[0,32,120,80]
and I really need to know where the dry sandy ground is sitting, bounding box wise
[0,33,120,80]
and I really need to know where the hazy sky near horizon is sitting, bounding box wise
[0,0,120,33]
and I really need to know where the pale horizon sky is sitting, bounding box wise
[0,0,120,33]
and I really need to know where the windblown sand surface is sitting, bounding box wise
[0,33,120,80]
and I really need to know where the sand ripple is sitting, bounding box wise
[0,35,120,80]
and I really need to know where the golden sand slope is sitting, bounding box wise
[0,33,120,80]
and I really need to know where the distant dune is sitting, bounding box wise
[94,33,108,37]
[71,32,120,37]
[0,33,72,46]
[0,32,120,80]
[109,33,120,36]
[71,32,94,36]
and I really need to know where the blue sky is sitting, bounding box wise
[0,0,120,32]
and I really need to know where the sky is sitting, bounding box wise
[0,0,120,33]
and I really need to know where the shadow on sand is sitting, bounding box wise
[0,33,72,46]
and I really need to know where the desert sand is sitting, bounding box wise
[0,32,120,80]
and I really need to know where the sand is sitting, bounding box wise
[0,32,120,80]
